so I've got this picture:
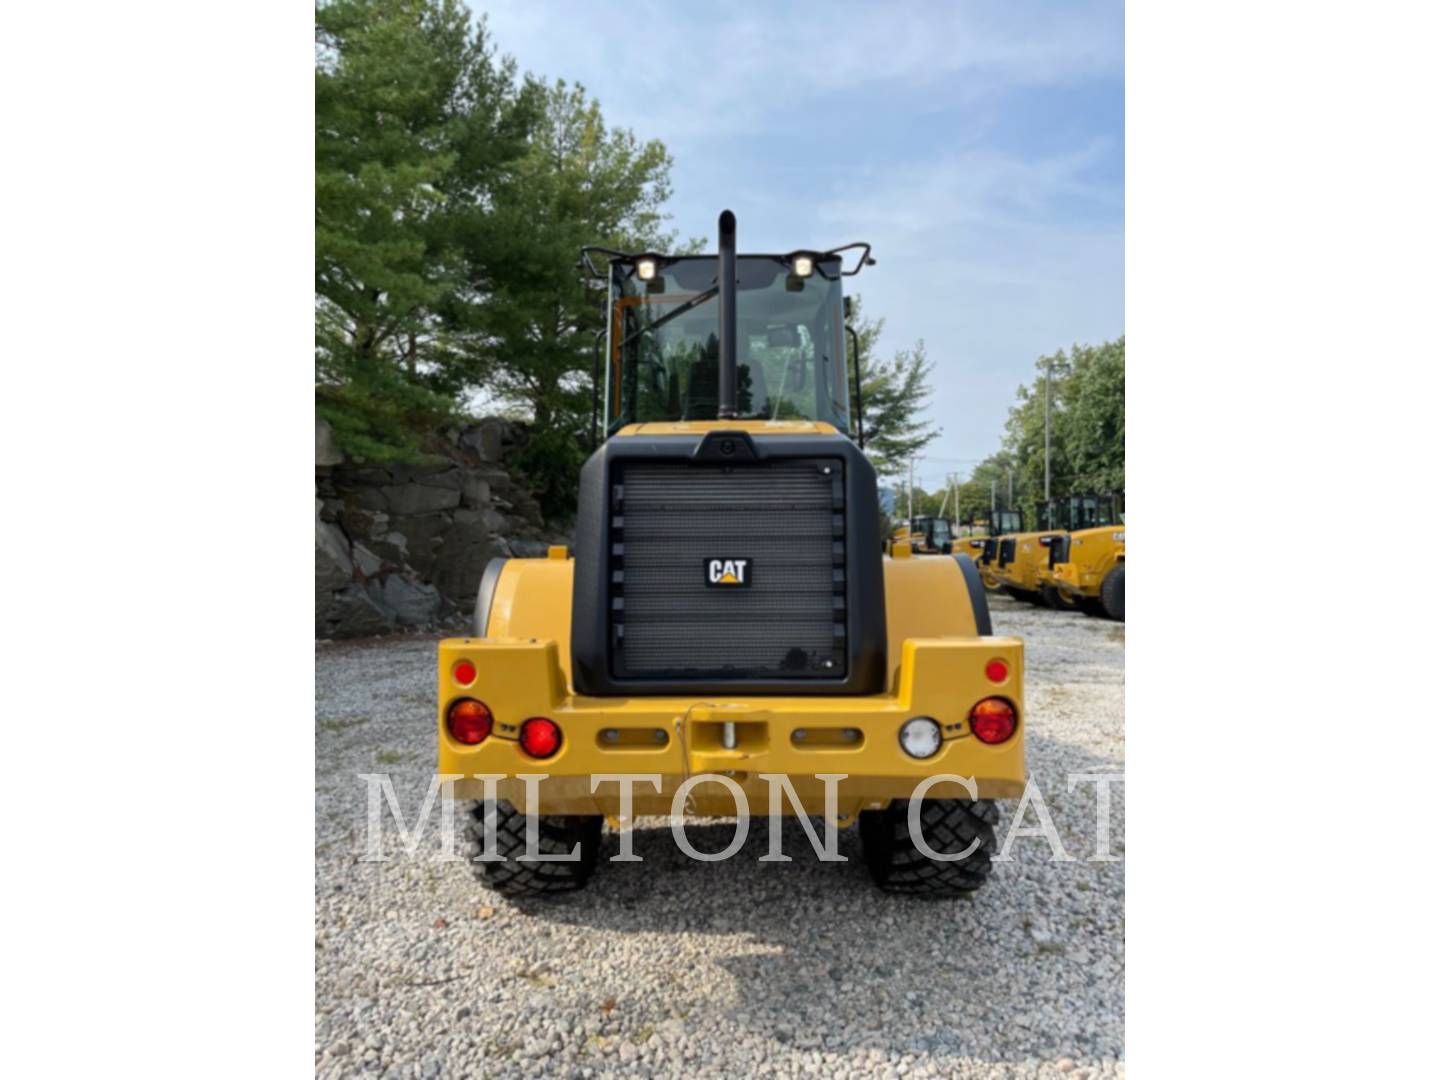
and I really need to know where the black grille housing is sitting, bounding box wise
[1048,534,1071,569]
[571,431,886,696]
[613,460,844,679]
[998,538,1017,568]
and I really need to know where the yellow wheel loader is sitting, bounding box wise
[993,503,1067,605]
[1052,493,1125,621]
[1030,495,1100,610]
[950,519,991,568]
[436,212,1025,898]
[973,510,1022,589]
[891,515,954,556]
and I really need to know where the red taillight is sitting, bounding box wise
[453,660,477,686]
[519,716,562,759]
[970,697,1017,744]
[446,698,493,745]
[985,659,1009,684]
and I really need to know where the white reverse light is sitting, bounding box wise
[898,717,942,759]
[792,254,814,278]
[636,258,657,281]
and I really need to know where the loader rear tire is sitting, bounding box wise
[859,798,999,896]
[1101,564,1125,621]
[461,800,603,898]
[1041,585,1075,610]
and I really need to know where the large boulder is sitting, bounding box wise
[386,511,454,579]
[459,417,507,463]
[315,416,572,638]
[432,510,502,614]
[315,418,344,467]
[324,584,393,638]
[368,573,444,627]
[381,481,462,516]
[460,474,492,508]
[315,503,355,635]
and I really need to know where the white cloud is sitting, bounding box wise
[479,1,1122,139]
[472,0,1123,473]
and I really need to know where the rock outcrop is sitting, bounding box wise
[315,418,563,639]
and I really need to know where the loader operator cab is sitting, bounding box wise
[909,515,953,554]
[1035,494,1123,533]
[601,249,854,435]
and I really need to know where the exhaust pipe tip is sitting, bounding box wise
[717,210,738,420]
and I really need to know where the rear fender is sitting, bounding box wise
[482,547,998,696]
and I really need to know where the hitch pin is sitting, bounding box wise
[722,720,737,750]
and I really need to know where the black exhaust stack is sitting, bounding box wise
[716,209,738,419]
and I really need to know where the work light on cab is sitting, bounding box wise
[446,698,493,745]
[970,698,1017,745]
[519,717,563,759]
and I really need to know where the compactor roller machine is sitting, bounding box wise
[436,212,1025,898]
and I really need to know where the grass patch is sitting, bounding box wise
[375,750,408,765]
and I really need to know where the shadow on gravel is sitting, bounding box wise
[509,732,1125,1063]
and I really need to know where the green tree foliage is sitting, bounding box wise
[845,297,942,480]
[315,0,539,459]
[967,337,1124,525]
[1057,337,1125,494]
[473,80,681,518]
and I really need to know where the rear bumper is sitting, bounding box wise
[436,635,1025,816]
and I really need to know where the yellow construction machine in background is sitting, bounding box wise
[1052,493,1125,621]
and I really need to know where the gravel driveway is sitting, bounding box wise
[316,593,1125,1078]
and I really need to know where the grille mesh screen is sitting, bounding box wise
[613,460,844,679]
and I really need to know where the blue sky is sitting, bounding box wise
[479,2,1123,490]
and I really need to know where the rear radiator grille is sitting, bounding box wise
[611,460,845,679]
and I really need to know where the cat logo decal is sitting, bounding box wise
[705,558,752,587]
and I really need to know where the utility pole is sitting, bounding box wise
[990,479,997,515]
[1007,468,1013,510]
[1044,358,1053,502]
[907,457,915,525]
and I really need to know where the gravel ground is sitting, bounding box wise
[316,593,1124,1078]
